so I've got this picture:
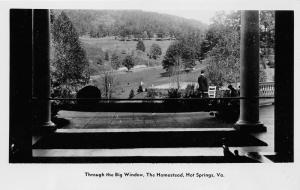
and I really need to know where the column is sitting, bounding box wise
[33,9,56,129]
[274,11,294,161]
[234,11,266,132]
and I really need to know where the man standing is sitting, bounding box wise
[198,70,208,98]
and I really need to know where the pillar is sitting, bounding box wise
[274,11,294,161]
[33,9,55,129]
[234,11,266,132]
[10,9,33,162]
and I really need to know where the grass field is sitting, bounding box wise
[91,62,207,99]
[81,36,188,99]
[80,36,174,63]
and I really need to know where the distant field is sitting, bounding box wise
[80,36,174,63]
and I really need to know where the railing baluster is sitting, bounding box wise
[259,82,275,97]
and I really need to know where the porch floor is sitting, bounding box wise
[33,105,274,160]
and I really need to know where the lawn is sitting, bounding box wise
[80,36,174,63]
[91,62,207,99]
[81,36,206,99]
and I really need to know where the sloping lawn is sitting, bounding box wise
[92,63,207,99]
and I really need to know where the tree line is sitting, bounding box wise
[59,9,207,39]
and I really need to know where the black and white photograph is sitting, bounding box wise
[1,0,299,189]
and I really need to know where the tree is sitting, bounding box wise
[162,41,184,89]
[96,56,104,65]
[260,11,275,50]
[136,40,146,52]
[177,30,203,63]
[104,51,109,61]
[260,11,275,68]
[162,40,196,71]
[122,55,135,71]
[162,41,182,71]
[205,26,240,87]
[110,52,121,70]
[101,71,115,99]
[200,11,240,61]
[142,31,149,39]
[200,24,227,60]
[149,43,162,59]
[181,45,196,69]
[50,11,90,98]
[204,11,273,87]
[128,89,135,99]
[137,85,143,93]
[202,11,241,87]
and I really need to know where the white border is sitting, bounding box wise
[0,0,299,190]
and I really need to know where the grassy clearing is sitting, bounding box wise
[81,36,200,99]
[91,62,207,99]
[80,36,174,62]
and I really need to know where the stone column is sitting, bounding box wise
[234,11,266,132]
[33,9,55,129]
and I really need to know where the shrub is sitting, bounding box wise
[183,84,199,98]
[146,89,157,98]
[167,88,181,98]
[76,85,101,105]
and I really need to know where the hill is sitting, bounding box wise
[56,9,207,38]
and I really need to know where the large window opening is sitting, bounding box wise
[10,9,293,163]
[48,10,274,133]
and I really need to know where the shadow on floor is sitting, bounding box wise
[33,131,267,149]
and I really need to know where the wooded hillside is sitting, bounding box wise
[54,10,207,38]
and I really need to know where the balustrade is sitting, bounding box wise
[259,82,275,97]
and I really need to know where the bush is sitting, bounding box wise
[167,88,181,98]
[146,89,157,98]
[76,85,101,105]
[183,84,200,98]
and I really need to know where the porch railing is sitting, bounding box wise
[259,82,275,97]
